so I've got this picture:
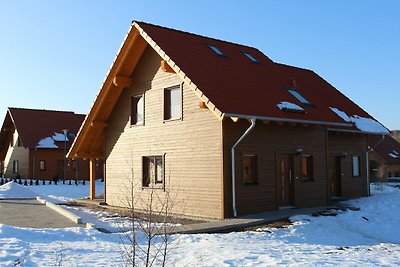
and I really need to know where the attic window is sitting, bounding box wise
[242,52,259,63]
[207,44,225,57]
[288,89,311,105]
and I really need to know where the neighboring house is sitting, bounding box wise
[0,108,102,181]
[68,21,389,219]
[369,135,400,181]
[392,130,400,143]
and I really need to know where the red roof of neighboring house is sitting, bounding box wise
[136,21,387,132]
[370,135,400,164]
[0,108,85,149]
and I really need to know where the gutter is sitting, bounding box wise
[224,113,352,128]
[231,117,256,217]
[366,134,385,195]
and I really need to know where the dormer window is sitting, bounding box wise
[288,89,311,105]
[207,44,225,57]
[242,51,259,63]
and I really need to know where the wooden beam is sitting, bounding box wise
[289,122,297,127]
[199,101,208,109]
[276,121,284,126]
[231,117,240,122]
[160,60,175,73]
[75,152,103,159]
[262,120,271,125]
[90,121,108,129]
[89,158,96,200]
[113,76,132,88]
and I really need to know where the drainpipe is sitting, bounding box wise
[366,134,385,196]
[231,117,256,217]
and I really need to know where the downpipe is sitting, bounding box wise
[231,118,256,217]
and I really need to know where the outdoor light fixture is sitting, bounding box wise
[341,152,347,159]
[295,148,303,157]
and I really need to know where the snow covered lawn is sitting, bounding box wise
[0,182,399,266]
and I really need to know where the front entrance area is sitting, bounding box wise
[276,154,295,207]
[329,156,342,197]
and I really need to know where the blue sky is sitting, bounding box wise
[0,1,399,129]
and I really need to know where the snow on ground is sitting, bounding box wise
[0,182,400,266]
[0,182,38,199]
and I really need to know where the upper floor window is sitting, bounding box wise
[164,86,181,120]
[131,94,144,125]
[207,44,225,57]
[242,154,258,184]
[352,155,361,177]
[301,155,314,181]
[288,89,311,105]
[242,51,259,63]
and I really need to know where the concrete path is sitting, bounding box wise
[164,207,329,234]
[0,199,80,228]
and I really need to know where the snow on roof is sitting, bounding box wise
[329,107,351,122]
[330,107,389,133]
[277,101,304,112]
[0,182,38,199]
[389,152,400,159]
[36,137,58,148]
[52,132,68,142]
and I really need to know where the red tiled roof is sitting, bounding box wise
[370,135,400,164]
[136,21,382,129]
[1,108,85,149]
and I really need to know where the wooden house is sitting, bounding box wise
[68,21,389,219]
[369,135,400,181]
[0,108,102,181]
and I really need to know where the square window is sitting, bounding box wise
[39,160,46,171]
[301,155,314,181]
[288,89,311,105]
[207,44,225,57]
[13,160,19,174]
[242,154,258,184]
[242,51,259,63]
[352,156,360,177]
[164,86,181,120]
[131,95,144,125]
[143,156,164,187]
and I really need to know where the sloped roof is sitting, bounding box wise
[68,21,388,159]
[0,107,85,149]
[370,135,400,165]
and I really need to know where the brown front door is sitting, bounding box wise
[276,154,295,207]
[329,156,342,197]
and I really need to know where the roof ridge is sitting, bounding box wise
[8,107,84,115]
[134,20,261,51]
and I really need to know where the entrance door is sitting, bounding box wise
[329,156,342,197]
[276,154,295,207]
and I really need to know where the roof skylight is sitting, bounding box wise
[242,52,259,63]
[288,89,311,105]
[207,44,225,57]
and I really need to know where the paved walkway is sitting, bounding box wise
[164,207,328,234]
[0,199,80,228]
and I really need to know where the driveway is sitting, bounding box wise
[0,199,80,228]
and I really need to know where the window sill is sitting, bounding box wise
[130,122,144,127]
[142,184,165,190]
[163,117,182,123]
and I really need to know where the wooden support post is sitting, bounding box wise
[89,158,96,200]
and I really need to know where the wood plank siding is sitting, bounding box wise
[105,47,224,219]
[327,132,368,199]
[223,120,328,217]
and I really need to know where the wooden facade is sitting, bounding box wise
[105,47,224,218]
